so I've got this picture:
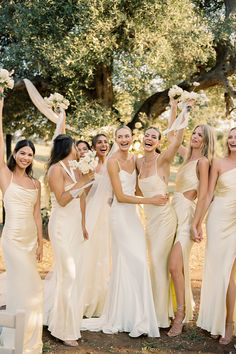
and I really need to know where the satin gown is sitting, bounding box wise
[1,176,43,354]
[81,164,160,337]
[83,173,111,318]
[172,159,199,322]
[44,162,85,340]
[197,167,236,337]
[138,167,176,327]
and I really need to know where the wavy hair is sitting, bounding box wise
[185,124,216,165]
[7,139,35,177]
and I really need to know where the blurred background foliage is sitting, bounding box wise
[0,0,235,154]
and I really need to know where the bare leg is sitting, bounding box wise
[168,242,185,336]
[219,259,236,345]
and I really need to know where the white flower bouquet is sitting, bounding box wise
[44,92,70,112]
[69,150,98,174]
[0,69,14,98]
[168,85,184,99]
[178,90,208,112]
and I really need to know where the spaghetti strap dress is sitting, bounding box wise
[81,160,159,337]
[1,175,43,353]
[138,159,176,327]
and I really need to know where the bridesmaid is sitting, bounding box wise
[82,125,167,337]
[83,133,111,318]
[196,127,236,344]
[44,134,94,347]
[167,99,216,336]
[0,91,43,352]
[137,116,188,327]
[76,140,91,159]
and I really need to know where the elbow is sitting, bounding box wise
[116,193,126,203]
[58,200,68,207]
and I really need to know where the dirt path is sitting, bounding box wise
[0,235,235,353]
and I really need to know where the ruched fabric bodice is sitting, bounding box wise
[138,172,176,327]
[1,180,43,353]
[175,160,199,193]
[198,167,236,337]
[3,182,38,250]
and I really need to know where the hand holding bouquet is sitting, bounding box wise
[69,150,98,174]
[44,92,70,113]
[0,69,14,98]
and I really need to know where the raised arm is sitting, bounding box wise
[166,98,187,158]
[0,89,12,192]
[0,91,5,168]
[107,158,167,206]
[33,180,43,262]
[190,158,210,242]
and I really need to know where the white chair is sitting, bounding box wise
[0,310,25,354]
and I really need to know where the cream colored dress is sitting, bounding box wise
[172,159,199,322]
[1,176,43,354]
[197,167,236,337]
[81,165,160,337]
[43,162,85,340]
[138,164,176,327]
[83,173,111,318]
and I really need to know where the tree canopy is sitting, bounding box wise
[0,0,235,138]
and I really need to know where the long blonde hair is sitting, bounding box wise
[225,127,236,157]
[185,124,216,165]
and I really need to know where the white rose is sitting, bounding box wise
[135,122,142,129]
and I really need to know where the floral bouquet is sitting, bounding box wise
[168,85,184,100]
[69,150,98,174]
[0,69,14,98]
[44,92,70,112]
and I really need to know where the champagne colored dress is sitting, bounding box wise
[172,159,200,322]
[1,175,43,354]
[83,172,111,318]
[82,162,159,337]
[43,162,85,341]
[138,162,176,327]
[197,167,236,337]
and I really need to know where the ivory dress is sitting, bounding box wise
[44,162,85,341]
[138,162,176,327]
[81,163,160,337]
[197,167,236,337]
[1,176,43,354]
[83,173,111,318]
[172,159,199,322]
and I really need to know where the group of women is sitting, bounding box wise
[0,89,235,353]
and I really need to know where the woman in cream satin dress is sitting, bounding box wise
[196,127,236,345]
[167,99,216,336]
[83,133,111,318]
[137,118,190,328]
[82,126,165,337]
[44,134,94,347]
[0,93,43,353]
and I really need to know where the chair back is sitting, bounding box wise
[0,310,25,354]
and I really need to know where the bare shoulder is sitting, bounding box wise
[210,158,222,170]
[47,163,62,179]
[198,156,209,168]
[107,157,118,170]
